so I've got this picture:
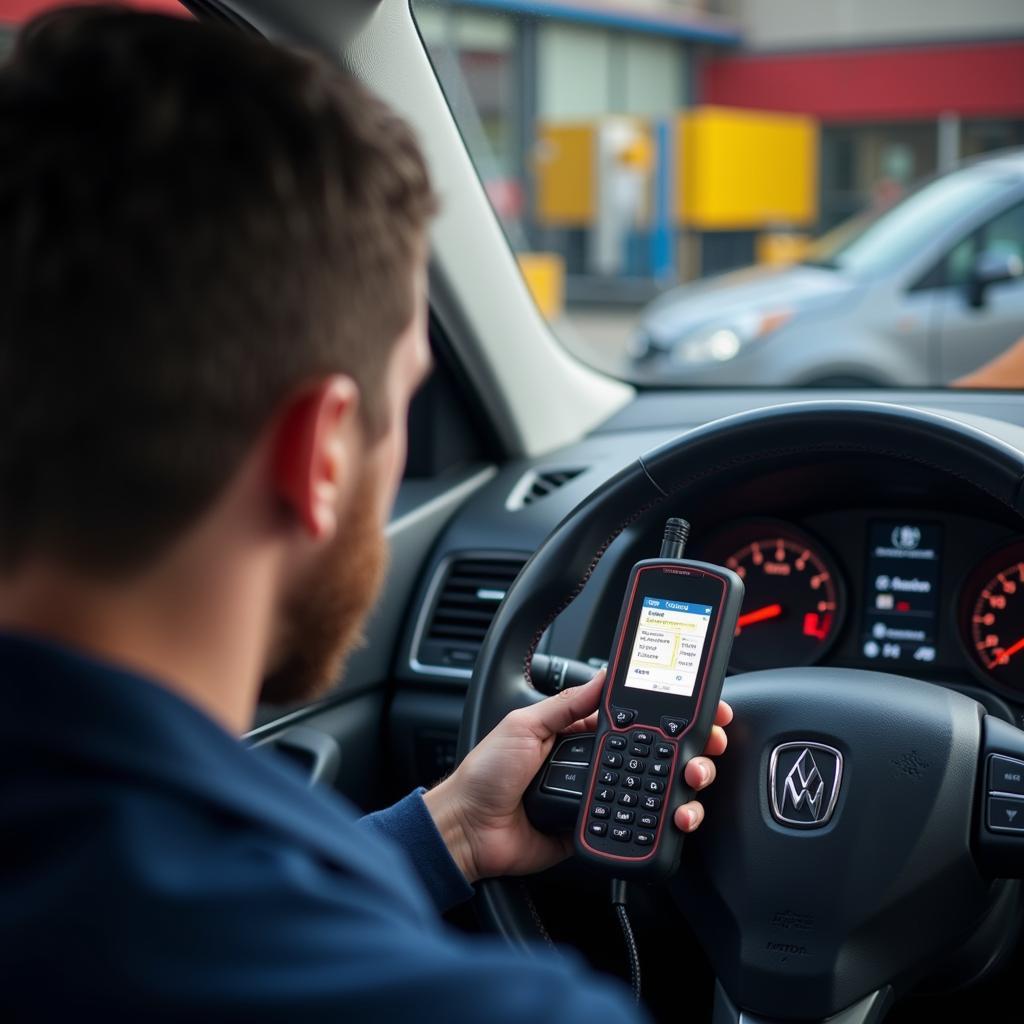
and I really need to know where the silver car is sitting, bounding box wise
[631,149,1024,386]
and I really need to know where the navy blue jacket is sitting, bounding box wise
[0,634,644,1021]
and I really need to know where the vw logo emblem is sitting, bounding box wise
[769,742,843,829]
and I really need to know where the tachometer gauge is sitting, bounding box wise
[704,522,845,672]
[960,543,1024,690]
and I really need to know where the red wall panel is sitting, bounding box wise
[704,42,1024,121]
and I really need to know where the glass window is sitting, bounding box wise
[914,200,1024,293]
[807,170,1017,278]
[983,201,1024,263]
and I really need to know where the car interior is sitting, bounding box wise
[31,1,1024,1021]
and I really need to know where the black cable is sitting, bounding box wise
[610,879,641,1005]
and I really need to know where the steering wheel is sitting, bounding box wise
[458,401,1024,1024]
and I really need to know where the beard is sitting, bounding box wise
[260,477,389,707]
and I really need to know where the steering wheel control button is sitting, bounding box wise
[601,751,623,768]
[654,743,674,758]
[769,741,844,829]
[614,809,635,824]
[610,826,632,843]
[619,791,638,807]
[542,764,588,797]
[598,770,618,785]
[641,795,661,811]
[606,735,627,751]
[552,737,593,765]
[595,787,615,803]
[611,708,637,727]
[634,831,655,846]
[638,812,658,828]
[588,822,608,838]
[661,716,689,737]
[631,730,654,745]
[989,754,1024,797]
[623,774,641,790]
[591,804,610,819]
[987,795,1024,833]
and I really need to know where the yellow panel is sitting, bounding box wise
[676,106,819,230]
[534,122,595,226]
[517,252,566,321]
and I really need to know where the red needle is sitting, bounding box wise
[997,636,1024,664]
[737,603,783,630]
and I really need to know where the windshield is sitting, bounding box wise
[803,170,1018,277]
[412,0,1024,389]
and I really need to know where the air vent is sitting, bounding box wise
[412,554,529,676]
[506,467,585,510]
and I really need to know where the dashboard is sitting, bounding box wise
[391,391,1024,791]
[690,513,1024,694]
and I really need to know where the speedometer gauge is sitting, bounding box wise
[703,521,845,672]
[960,543,1024,690]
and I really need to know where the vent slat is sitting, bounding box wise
[417,555,528,672]
[517,467,584,508]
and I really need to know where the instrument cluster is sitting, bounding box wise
[691,515,1024,698]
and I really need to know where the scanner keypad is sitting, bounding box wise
[586,727,676,857]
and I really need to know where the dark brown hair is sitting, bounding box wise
[0,6,435,574]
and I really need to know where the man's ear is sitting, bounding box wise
[273,375,361,540]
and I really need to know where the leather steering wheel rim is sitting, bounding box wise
[457,400,1024,1018]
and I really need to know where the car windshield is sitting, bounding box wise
[412,0,1024,390]
[802,170,1018,278]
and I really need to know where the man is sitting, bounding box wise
[0,8,731,1020]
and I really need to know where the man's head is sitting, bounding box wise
[0,7,435,703]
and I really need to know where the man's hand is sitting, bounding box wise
[423,671,733,885]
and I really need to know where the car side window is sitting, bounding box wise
[911,200,1024,293]
[982,201,1024,266]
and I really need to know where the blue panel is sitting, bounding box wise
[450,0,741,45]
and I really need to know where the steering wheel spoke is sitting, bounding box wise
[712,980,893,1024]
